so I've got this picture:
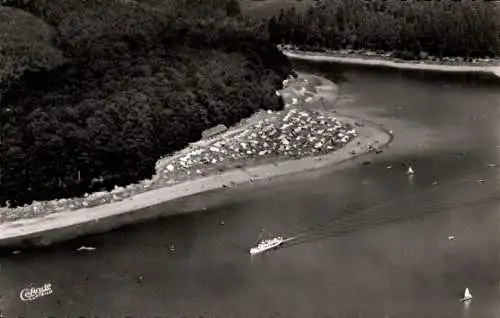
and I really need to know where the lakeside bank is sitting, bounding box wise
[0,73,391,250]
[282,48,500,80]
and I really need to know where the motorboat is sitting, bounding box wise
[250,236,284,255]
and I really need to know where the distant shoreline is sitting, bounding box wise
[281,48,500,78]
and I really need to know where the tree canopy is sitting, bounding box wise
[0,0,293,207]
[267,0,500,59]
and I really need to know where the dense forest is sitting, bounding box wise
[0,0,293,207]
[268,0,500,59]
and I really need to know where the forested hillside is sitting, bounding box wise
[239,0,312,19]
[267,0,500,59]
[0,0,293,207]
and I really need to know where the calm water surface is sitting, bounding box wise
[1,63,500,317]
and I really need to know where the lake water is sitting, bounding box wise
[1,62,500,317]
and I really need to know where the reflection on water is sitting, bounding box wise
[462,298,471,318]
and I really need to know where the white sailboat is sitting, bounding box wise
[407,166,415,174]
[460,287,473,302]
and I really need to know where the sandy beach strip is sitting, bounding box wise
[282,50,500,78]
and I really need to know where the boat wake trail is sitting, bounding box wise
[278,172,500,249]
[283,194,499,249]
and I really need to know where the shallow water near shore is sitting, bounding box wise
[1,64,500,317]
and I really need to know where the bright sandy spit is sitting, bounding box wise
[0,73,391,248]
